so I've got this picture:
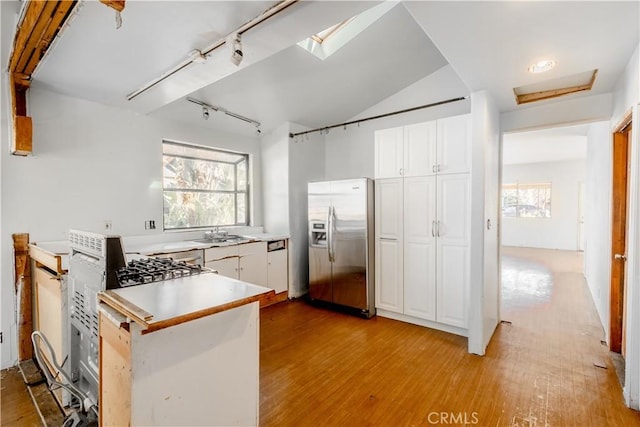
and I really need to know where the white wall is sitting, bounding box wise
[612,43,639,124]
[583,121,612,334]
[468,90,501,355]
[501,159,586,251]
[0,86,263,369]
[260,122,325,298]
[288,124,326,297]
[324,64,470,180]
[500,93,613,134]
[261,123,290,234]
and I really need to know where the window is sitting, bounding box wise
[502,183,551,218]
[162,141,249,230]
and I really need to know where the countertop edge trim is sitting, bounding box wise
[141,289,274,334]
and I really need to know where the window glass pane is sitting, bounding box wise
[501,183,551,218]
[162,141,249,229]
[237,193,246,224]
[237,159,247,191]
[163,155,234,191]
[163,191,236,229]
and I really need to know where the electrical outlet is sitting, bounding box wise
[104,220,112,230]
[145,220,156,230]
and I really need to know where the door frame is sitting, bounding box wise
[609,115,632,354]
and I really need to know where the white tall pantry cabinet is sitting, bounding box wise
[374,114,471,335]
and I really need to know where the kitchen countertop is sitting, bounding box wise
[98,272,274,333]
[29,232,290,261]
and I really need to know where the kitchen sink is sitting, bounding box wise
[191,235,248,244]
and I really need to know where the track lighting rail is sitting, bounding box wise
[288,96,469,138]
[187,97,261,131]
[126,0,298,101]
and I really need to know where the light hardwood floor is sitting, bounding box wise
[260,247,640,426]
[1,367,42,426]
[3,247,639,426]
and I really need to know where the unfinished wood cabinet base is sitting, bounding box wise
[99,302,260,426]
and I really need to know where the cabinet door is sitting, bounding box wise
[436,174,470,328]
[267,249,288,293]
[403,176,437,321]
[206,257,239,279]
[404,121,437,177]
[437,114,471,174]
[374,178,403,313]
[374,127,403,178]
[238,241,268,286]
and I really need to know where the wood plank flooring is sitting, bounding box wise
[260,247,640,426]
[2,247,638,426]
[1,367,42,426]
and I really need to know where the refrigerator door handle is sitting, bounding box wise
[327,206,334,262]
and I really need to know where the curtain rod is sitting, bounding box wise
[288,96,469,139]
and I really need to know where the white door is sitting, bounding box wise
[437,114,471,174]
[238,242,268,286]
[374,127,403,179]
[404,121,437,177]
[403,176,437,320]
[436,174,471,328]
[375,178,404,313]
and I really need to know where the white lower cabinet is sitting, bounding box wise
[375,174,470,333]
[374,178,404,313]
[267,248,288,293]
[205,242,268,287]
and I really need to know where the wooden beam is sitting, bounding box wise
[8,1,78,156]
[100,0,126,12]
[13,233,33,361]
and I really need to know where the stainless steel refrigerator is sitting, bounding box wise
[308,178,375,317]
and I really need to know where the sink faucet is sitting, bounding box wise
[204,227,228,240]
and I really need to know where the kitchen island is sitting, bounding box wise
[98,272,274,426]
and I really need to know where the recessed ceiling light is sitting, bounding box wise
[528,59,556,74]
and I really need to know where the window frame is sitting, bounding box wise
[501,182,552,219]
[162,140,250,231]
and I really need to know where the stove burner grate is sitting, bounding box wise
[116,257,205,287]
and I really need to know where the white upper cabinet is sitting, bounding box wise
[404,121,437,177]
[374,127,403,179]
[375,114,470,179]
[437,114,471,175]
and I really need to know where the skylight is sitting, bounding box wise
[310,19,354,44]
[297,2,397,61]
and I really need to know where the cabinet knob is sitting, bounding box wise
[399,168,404,176]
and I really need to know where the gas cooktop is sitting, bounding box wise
[116,257,208,287]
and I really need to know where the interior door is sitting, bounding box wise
[331,179,368,309]
[610,122,631,355]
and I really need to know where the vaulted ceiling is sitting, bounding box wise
[6,1,639,137]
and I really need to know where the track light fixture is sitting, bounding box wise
[187,97,260,131]
[229,33,243,66]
